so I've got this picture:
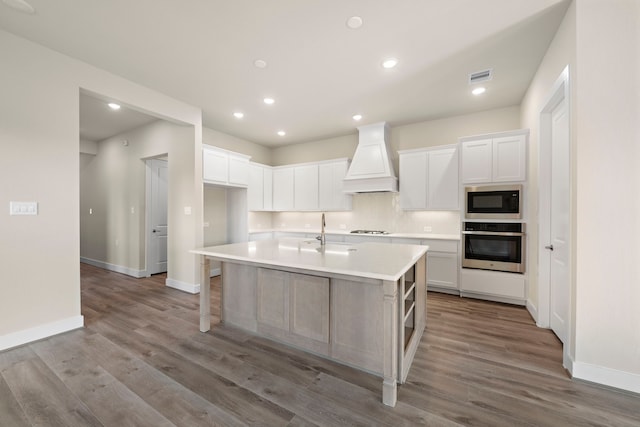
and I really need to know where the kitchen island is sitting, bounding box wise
[191,238,428,406]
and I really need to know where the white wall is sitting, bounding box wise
[0,29,202,349]
[80,120,196,281]
[572,0,640,389]
[204,127,271,165]
[520,0,577,318]
[522,0,640,393]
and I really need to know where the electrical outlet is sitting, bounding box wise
[9,201,38,216]
[339,224,346,229]
[184,206,192,215]
[423,226,433,232]
[304,223,310,228]
[203,222,210,227]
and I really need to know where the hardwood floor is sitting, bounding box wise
[1,264,638,426]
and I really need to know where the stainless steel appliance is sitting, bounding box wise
[462,222,525,273]
[350,230,389,235]
[465,184,523,219]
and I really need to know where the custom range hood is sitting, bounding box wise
[343,122,398,193]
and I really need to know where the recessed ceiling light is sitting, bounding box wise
[233,112,244,119]
[2,0,36,14]
[346,16,363,29]
[254,59,267,69]
[352,114,363,121]
[277,130,286,136]
[382,58,398,69]
[107,102,121,110]
[472,87,486,96]
[263,97,275,105]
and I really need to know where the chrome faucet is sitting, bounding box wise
[317,212,326,245]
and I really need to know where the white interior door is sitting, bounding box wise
[148,159,168,275]
[549,99,570,343]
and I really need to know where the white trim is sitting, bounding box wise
[537,65,570,329]
[526,299,539,324]
[0,315,84,351]
[573,361,640,395]
[80,257,146,278]
[166,278,200,294]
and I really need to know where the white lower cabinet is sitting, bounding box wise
[460,269,526,305]
[391,238,459,292]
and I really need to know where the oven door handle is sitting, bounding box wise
[462,231,526,237]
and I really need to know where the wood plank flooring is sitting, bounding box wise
[1,263,638,426]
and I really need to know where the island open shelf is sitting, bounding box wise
[191,238,428,407]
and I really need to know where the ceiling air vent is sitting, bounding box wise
[469,69,492,84]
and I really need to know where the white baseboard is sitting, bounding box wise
[80,257,146,278]
[0,315,84,351]
[210,267,221,277]
[573,360,640,395]
[526,299,539,324]
[166,278,200,294]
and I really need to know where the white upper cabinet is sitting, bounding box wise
[399,145,458,210]
[399,151,428,210]
[273,166,295,211]
[460,138,492,184]
[460,130,527,184]
[492,134,527,182]
[428,147,459,209]
[294,164,319,211]
[250,159,352,212]
[203,145,250,187]
[319,160,352,211]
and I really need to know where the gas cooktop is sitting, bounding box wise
[349,230,389,235]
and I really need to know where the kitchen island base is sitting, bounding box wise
[194,240,427,407]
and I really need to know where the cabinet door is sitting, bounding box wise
[426,252,458,290]
[272,167,294,211]
[228,156,249,186]
[248,164,264,211]
[203,149,228,183]
[263,167,273,211]
[428,147,458,209]
[461,139,492,184]
[257,268,289,331]
[294,164,319,211]
[399,151,427,210]
[289,273,329,343]
[492,134,526,182]
[319,161,352,211]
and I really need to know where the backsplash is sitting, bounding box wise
[249,192,461,235]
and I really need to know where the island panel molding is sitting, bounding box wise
[192,238,427,407]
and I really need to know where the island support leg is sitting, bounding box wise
[199,255,211,332]
[382,279,398,407]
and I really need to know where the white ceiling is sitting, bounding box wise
[0,0,570,146]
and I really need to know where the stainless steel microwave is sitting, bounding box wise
[465,184,523,220]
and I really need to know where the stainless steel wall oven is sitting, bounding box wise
[462,222,525,273]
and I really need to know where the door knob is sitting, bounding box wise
[545,244,554,251]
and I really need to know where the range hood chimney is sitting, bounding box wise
[343,122,398,193]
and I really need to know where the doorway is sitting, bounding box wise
[538,66,571,365]
[146,158,169,276]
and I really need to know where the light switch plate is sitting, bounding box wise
[10,201,38,216]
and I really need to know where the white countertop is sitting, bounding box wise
[248,228,460,241]
[191,238,428,282]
